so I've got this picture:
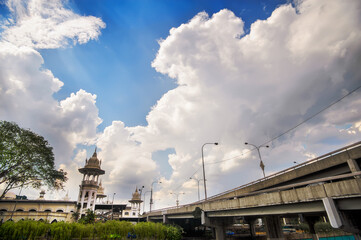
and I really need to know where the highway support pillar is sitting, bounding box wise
[244,217,258,240]
[347,159,360,178]
[263,215,284,240]
[323,197,361,239]
[201,211,234,240]
[163,214,169,224]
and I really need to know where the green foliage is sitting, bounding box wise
[0,220,183,240]
[0,120,67,199]
[314,221,340,233]
[166,225,183,240]
[297,223,310,232]
[79,209,95,224]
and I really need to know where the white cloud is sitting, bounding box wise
[0,0,105,200]
[98,0,361,208]
[2,0,105,49]
[1,0,360,209]
[96,121,157,203]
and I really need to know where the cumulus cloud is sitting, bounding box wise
[0,0,104,199]
[96,121,157,202]
[1,0,360,209]
[97,0,361,207]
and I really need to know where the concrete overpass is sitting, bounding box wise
[143,141,361,240]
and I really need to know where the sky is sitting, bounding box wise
[0,0,361,211]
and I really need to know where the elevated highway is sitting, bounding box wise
[143,141,361,240]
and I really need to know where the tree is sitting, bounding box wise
[0,120,67,198]
[79,209,95,224]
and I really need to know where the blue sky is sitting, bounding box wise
[1,0,360,208]
[39,0,288,128]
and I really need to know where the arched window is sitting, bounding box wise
[0,209,7,212]
[56,209,64,213]
[44,209,51,212]
[125,212,129,215]
[132,212,136,216]
[29,209,37,212]
[16,209,24,212]
[51,219,57,223]
[38,219,44,222]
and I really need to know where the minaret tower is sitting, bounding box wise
[96,181,107,203]
[78,149,105,216]
[129,188,143,217]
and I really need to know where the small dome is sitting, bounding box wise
[132,188,141,200]
[86,151,101,168]
[129,188,142,203]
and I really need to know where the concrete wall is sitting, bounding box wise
[0,200,77,222]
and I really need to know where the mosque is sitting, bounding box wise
[0,149,142,223]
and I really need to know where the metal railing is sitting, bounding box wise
[206,140,361,201]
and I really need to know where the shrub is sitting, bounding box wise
[0,219,183,240]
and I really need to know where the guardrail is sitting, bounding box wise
[145,171,361,216]
[145,141,361,214]
[207,140,361,200]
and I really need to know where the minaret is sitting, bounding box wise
[129,188,143,217]
[77,149,105,216]
[96,181,107,203]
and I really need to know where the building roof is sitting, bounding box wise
[129,188,143,203]
[78,149,105,175]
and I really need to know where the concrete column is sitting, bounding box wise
[92,191,97,211]
[201,212,234,240]
[80,189,86,214]
[87,190,92,210]
[163,215,169,224]
[347,159,360,178]
[263,215,285,240]
[214,225,226,240]
[244,217,258,240]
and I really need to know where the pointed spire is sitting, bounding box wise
[92,147,97,158]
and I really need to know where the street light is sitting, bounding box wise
[143,191,151,213]
[150,180,161,212]
[111,193,116,220]
[138,186,144,221]
[244,142,269,178]
[201,142,219,200]
[170,192,185,207]
[190,177,203,201]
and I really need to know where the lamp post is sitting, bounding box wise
[170,192,185,207]
[244,142,269,178]
[111,193,116,220]
[150,180,161,212]
[201,142,218,200]
[138,186,144,222]
[190,177,203,201]
[143,191,151,213]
